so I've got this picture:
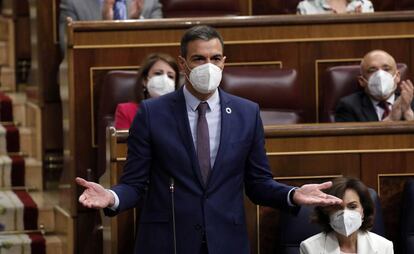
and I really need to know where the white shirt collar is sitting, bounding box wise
[370,93,395,107]
[183,85,220,112]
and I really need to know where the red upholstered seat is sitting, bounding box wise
[319,63,408,123]
[160,0,240,17]
[97,70,142,179]
[371,0,414,11]
[253,0,301,15]
[221,66,304,125]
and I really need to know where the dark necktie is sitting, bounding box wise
[197,102,210,184]
[378,101,390,120]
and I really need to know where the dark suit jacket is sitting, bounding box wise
[105,88,295,254]
[335,91,414,122]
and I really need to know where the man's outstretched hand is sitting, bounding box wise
[292,181,342,206]
[76,177,115,209]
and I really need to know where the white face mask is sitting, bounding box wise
[146,74,175,98]
[188,63,222,94]
[366,69,397,100]
[329,209,362,237]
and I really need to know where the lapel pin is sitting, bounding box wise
[226,107,232,114]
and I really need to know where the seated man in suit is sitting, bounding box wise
[59,0,162,53]
[335,50,414,122]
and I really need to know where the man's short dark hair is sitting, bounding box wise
[312,177,375,233]
[180,25,224,58]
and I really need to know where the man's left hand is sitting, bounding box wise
[292,181,342,206]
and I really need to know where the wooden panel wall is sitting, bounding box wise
[64,12,414,253]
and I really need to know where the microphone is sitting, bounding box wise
[170,178,177,254]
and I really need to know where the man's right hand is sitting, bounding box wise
[76,177,115,209]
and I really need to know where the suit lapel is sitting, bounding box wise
[172,88,205,188]
[361,94,379,121]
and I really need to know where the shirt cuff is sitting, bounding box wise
[287,187,298,207]
[107,189,120,211]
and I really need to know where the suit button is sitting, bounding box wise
[194,224,202,231]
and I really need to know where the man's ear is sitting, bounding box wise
[178,56,186,72]
[358,75,367,88]
[395,70,401,84]
[221,56,227,70]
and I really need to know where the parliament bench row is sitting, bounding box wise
[96,63,408,131]
[156,0,414,17]
[104,125,414,254]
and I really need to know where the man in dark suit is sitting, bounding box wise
[76,25,341,254]
[335,50,414,122]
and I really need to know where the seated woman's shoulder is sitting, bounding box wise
[300,232,328,250]
[366,231,393,248]
[296,0,316,15]
[116,102,138,110]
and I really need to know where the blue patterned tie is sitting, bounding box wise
[113,0,127,20]
[197,102,211,184]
